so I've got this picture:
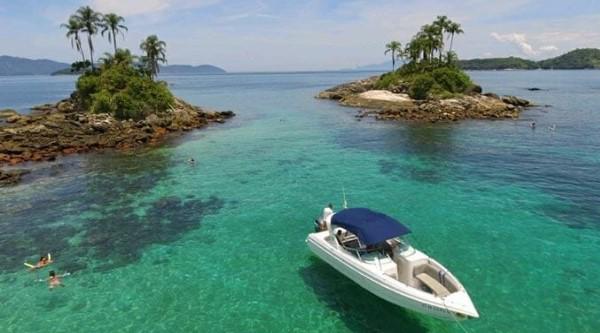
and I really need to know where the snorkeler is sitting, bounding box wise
[48,271,66,289]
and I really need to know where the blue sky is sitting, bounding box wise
[1,0,599,71]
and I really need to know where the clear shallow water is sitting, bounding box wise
[1,70,599,332]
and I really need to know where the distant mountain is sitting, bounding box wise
[0,55,69,75]
[159,64,226,74]
[459,48,600,70]
[537,48,600,69]
[459,57,538,70]
[52,63,227,76]
[350,61,394,71]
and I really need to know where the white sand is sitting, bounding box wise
[358,90,412,102]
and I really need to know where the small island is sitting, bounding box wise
[318,16,531,122]
[0,6,234,186]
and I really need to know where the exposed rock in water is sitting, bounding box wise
[0,98,236,186]
[316,76,379,100]
[317,77,533,122]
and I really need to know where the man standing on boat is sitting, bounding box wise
[315,203,334,231]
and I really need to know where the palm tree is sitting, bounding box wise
[73,6,102,69]
[446,22,464,53]
[101,13,128,54]
[100,49,135,69]
[140,35,167,79]
[384,41,402,71]
[60,17,86,62]
[433,15,450,61]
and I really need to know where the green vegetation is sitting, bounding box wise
[76,50,174,120]
[538,48,600,69]
[61,7,174,120]
[459,49,600,70]
[459,57,538,70]
[378,16,474,100]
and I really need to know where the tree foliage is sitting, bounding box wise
[378,16,475,100]
[75,55,174,120]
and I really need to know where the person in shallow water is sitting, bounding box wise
[48,271,64,290]
[30,255,53,270]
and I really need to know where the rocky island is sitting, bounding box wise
[0,7,235,187]
[317,75,530,122]
[319,16,531,122]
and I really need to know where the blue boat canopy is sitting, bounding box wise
[331,208,411,246]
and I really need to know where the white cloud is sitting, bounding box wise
[539,45,558,51]
[490,32,561,57]
[91,0,220,17]
[490,32,537,56]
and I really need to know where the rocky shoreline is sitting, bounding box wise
[317,76,531,122]
[0,98,234,186]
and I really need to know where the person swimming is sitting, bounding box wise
[48,271,65,289]
[26,254,53,270]
[187,158,196,165]
[530,121,536,129]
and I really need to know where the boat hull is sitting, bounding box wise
[306,232,472,320]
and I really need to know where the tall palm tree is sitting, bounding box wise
[101,13,128,54]
[433,15,450,61]
[140,35,167,79]
[446,22,464,53]
[60,17,86,62]
[73,6,102,69]
[384,41,402,71]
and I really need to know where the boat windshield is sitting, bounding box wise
[391,237,414,254]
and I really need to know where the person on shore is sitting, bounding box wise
[48,271,64,290]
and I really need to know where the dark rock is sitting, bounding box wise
[502,95,530,107]
[465,85,483,94]
[483,92,500,99]
[0,169,29,187]
[218,110,236,118]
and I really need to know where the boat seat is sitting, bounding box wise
[415,273,450,297]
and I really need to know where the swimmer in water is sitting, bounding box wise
[48,271,64,290]
[29,255,53,271]
[530,121,536,129]
[187,158,196,165]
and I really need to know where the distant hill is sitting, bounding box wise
[52,63,227,75]
[159,64,226,74]
[0,55,226,76]
[350,61,394,71]
[0,55,69,75]
[537,48,600,69]
[459,48,600,70]
[459,56,538,70]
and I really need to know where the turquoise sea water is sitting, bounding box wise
[1,71,599,332]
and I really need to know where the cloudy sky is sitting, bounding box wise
[1,0,599,71]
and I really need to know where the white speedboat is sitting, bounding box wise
[306,207,479,320]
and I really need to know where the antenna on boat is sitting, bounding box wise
[342,187,348,209]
